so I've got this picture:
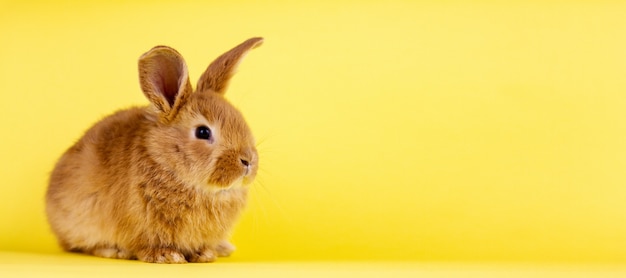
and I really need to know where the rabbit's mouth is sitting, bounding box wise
[204,175,250,192]
[229,173,257,188]
[227,176,245,189]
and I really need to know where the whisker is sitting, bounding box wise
[253,181,271,226]
[255,136,270,148]
[250,185,260,239]
[258,167,275,178]
[254,177,291,223]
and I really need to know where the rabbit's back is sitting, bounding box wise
[46,107,150,251]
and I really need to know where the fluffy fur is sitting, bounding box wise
[46,37,263,263]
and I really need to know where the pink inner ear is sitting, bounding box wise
[154,57,183,107]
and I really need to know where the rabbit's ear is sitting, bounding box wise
[197,37,263,95]
[138,46,193,121]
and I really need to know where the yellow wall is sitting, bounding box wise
[1,0,625,263]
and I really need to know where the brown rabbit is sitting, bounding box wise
[45,37,263,263]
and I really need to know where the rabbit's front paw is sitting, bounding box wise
[137,247,187,264]
[92,246,133,260]
[216,240,236,257]
[188,248,217,263]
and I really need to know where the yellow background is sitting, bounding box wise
[1,0,626,271]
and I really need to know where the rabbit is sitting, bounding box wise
[45,37,263,263]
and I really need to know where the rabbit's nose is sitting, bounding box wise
[240,148,257,166]
[240,159,249,167]
[240,157,252,176]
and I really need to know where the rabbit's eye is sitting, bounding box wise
[195,126,212,140]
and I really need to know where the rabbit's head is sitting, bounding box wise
[137,38,263,190]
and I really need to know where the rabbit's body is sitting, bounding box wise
[46,38,263,263]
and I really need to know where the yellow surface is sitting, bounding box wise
[1,252,625,278]
[1,0,626,269]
